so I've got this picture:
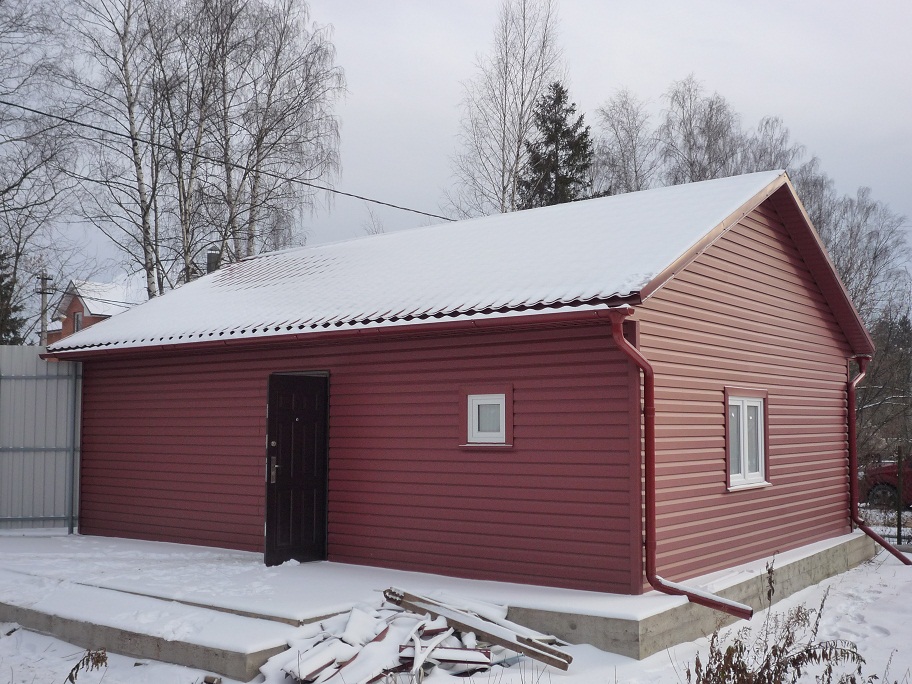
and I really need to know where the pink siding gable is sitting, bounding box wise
[637,200,853,583]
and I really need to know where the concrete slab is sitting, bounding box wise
[0,570,297,681]
[0,602,286,681]
[0,531,880,677]
[508,533,877,659]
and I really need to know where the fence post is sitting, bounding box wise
[65,360,81,534]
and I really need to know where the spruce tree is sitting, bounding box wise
[518,81,594,209]
[0,251,25,344]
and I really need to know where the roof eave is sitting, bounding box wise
[42,300,639,361]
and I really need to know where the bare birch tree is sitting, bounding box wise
[62,0,165,299]
[62,0,342,294]
[447,0,561,217]
[740,116,805,174]
[145,0,217,285]
[658,75,745,185]
[592,88,659,195]
[594,80,804,194]
[824,189,908,325]
[790,157,838,234]
[360,204,385,236]
[205,0,342,261]
[0,0,82,338]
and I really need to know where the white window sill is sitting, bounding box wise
[459,443,513,448]
[727,481,771,492]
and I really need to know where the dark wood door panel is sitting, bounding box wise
[265,374,328,565]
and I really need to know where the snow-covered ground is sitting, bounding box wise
[0,531,909,684]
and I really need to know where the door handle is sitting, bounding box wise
[270,456,280,484]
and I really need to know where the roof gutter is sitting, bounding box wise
[606,307,754,621]
[848,355,911,565]
[42,306,638,362]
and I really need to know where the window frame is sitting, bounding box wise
[724,387,770,490]
[459,385,513,448]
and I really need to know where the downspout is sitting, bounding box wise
[848,356,911,565]
[606,307,754,620]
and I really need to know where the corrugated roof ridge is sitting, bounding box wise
[255,171,786,263]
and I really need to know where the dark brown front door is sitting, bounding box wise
[265,374,328,565]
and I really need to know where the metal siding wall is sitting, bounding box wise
[0,346,81,529]
[637,203,853,582]
[80,356,268,550]
[79,324,637,592]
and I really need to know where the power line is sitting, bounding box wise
[51,289,139,308]
[72,294,138,307]
[50,282,140,307]
[0,99,454,223]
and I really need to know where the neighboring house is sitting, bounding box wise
[47,281,136,345]
[46,171,875,598]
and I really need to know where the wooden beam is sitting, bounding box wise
[384,588,572,671]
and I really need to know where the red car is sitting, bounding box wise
[861,460,912,508]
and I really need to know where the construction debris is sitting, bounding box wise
[384,588,572,671]
[264,588,573,683]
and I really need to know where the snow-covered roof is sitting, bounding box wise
[48,172,797,354]
[53,280,141,320]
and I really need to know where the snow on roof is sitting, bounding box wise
[48,171,785,353]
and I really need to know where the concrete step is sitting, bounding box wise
[0,569,296,681]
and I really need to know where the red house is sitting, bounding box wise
[46,171,875,603]
[47,280,136,344]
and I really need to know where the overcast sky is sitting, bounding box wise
[299,0,911,246]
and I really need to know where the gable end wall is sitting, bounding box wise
[636,201,853,582]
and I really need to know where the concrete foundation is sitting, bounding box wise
[508,533,877,659]
[0,600,287,681]
[0,533,880,678]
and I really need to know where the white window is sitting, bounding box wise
[73,312,83,332]
[467,394,506,444]
[728,396,766,487]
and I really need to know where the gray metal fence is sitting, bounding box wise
[0,345,81,531]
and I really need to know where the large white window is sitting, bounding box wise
[728,395,766,487]
[467,394,506,444]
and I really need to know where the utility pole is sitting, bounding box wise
[35,271,53,346]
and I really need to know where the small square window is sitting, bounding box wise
[468,394,506,444]
[727,393,767,488]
